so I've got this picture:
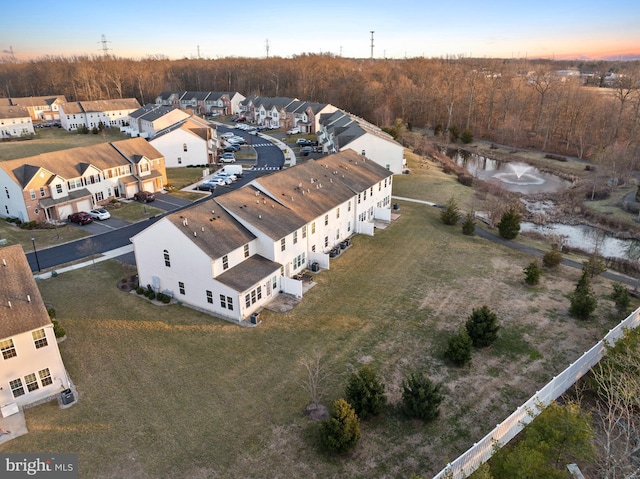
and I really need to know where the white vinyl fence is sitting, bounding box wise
[432,306,640,479]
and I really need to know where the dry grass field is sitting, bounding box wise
[0,150,632,478]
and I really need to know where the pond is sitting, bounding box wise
[520,222,638,261]
[446,149,571,194]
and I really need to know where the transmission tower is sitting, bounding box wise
[98,34,112,57]
[370,31,375,59]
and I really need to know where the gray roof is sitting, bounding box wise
[0,245,52,340]
[215,255,281,292]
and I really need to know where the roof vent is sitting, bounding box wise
[194,231,197,237]
[183,218,188,226]
[27,295,31,303]
[201,227,205,232]
[272,204,275,208]
[7,301,11,308]
[258,214,262,219]
[2,258,6,266]
[263,199,266,204]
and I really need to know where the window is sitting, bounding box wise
[363,190,367,200]
[244,244,249,258]
[206,290,213,304]
[358,193,361,204]
[95,191,104,202]
[39,368,52,387]
[30,190,36,200]
[0,339,17,359]
[324,236,329,247]
[348,201,351,212]
[25,373,39,392]
[222,255,229,270]
[163,250,170,267]
[311,222,316,234]
[220,294,227,308]
[370,187,373,196]
[324,214,328,226]
[32,329,48,349]
[183,143,188,152]
[302,226,307,239]
[178,281,185,295]
[280,238,286,252]
[251,290,257,304]
[5,187,9,199]
[336,207,340,219]
[56,184,63,194]
[10,378,24,398]
[245,293,251,308]
[348,221,351,232]
[257,286,262,301]
[293,231,298,244]
[177,157,182,165]
[227,296,233,310]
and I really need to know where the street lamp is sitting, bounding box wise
[30,236,41,272]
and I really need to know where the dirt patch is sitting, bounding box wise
[305,404,329,421]
[117,275,139,292]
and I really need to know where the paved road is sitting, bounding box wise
[392,195,639,288]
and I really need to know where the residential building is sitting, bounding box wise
[0,244,70,411]
[5,96,66,124]
[122,103,190,139]
[317,110,405,174]
[130,149,393,322]
[150,116,217,167]
[58,98,141,131]
[0,137,166,223]
[0,106,34,138]
[155,91,246,116]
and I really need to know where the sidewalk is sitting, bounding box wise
[34,245,134,280]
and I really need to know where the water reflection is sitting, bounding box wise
[446,149,571,194]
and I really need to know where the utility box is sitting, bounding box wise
[60,388,75,405]
[311,262,320,272]
[250,313,260,324]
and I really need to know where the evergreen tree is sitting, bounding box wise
[611,282,630,314]
[523,260,542,286]
[345,365,387,420]
[444,329,473,366]
[461,211,476,236]
[542,247,563,268]
[440,196,461,226]
[465,305,500,348]
[569,271,598,320]
[400,372,444,422]
[497,207,521,240]
[320,398,361,454]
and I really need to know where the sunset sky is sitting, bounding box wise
[2,0,638,61]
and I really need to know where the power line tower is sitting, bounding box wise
[98,34,112,57]
[370,31,375,59]
[265,39,270,58]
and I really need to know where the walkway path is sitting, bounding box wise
[392,195,638,288]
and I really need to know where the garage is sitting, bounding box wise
[76,199,92,212]
[57,204,73,220]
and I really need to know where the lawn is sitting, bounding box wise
[1,178,628,478]
[0,128,129,160]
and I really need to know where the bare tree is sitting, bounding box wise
[299,349,329,412]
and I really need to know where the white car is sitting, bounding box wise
[227,136,246,145]
[88,208,111,220]
[220,132,234,139]
[286,127,300,135]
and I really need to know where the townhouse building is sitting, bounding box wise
[130,149,393,323]
[58,98,141,131]
[0,137,166,223]
[0,105,34,138]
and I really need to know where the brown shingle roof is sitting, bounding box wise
[215,255,281,292]
[0,245,51,340]
[0,105,31,119]
[166,198,256,261]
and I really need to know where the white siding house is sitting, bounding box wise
[0,245,70,411]
[0,106,34,138]
[150,117,215,167]
[131,149,393,323]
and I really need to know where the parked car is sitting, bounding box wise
[300,146,314,156]
[296,138,313,146]
[196,182,216,192]
[134,191,155,202]
[88,208,111,220]
[227,136,246,145]
[223,144,240,152]
[287,127,301,135]
[68,212,94,225]
[219,152,236,163]
[220,132,234,139]
[207,178,227,186]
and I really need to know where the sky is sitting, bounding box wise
[2,0,639,61]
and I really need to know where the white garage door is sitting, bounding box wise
[76,200,91,212]
[58,205,73,220]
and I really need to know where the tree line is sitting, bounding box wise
[1,54,639,159]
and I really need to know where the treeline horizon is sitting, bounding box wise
[1,54,639,162]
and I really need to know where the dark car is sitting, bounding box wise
[134,191,155,202]
[196,182,216,192]
[300,146,314,156]
[296,138,313,146]
[68,212,94,225]
[223,144,240,152]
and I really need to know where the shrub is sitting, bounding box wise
[52,320,66,338]
[465,305,500,348]
[444,330,473,366]
[19,221,37,230]
[611,282,630,314]
[542,248,563,268]
[461,212,476,236]
[47,307,56,319]
[461,129,474,144]
[524,260,542,286]
[91,126,99,134]
[162,295,171,304]
[345,365,387,420]
[400,372,444,422]
[569,271,597,320]
[440,196,461,226]
[497,207,521,240]
[583,254,606,278]
[320,398,361,454]
[449,125,460,142]
[457,173,474,186]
